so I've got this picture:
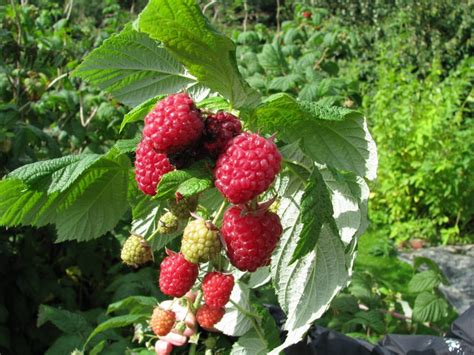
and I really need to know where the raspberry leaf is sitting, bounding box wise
[290,167,338,262]
[0,152,131,242]
[38,305,91,338]
[120,95,164,132]
[154,160,213,200]
[413,292,449,323]
[73,26,198,107]
[138,0,260,109]
[256,93,378,180]
[270,143,369,352]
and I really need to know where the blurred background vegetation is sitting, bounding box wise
[1,0,472,353]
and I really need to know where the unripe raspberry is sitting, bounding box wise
[221,206,282,271]
[169,196,198,219]
[159,251,199,297]
[150,307,176,336]
[202,272,234,308]
[203,111,242,156]
[120,234,153,267]
[135,138,175,195]
[143,93,204,154]
[214,133,281,204]
[181,219,221,264]
[157,211,179,234]
[196,305,225,328]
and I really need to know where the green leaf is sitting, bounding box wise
[408,270,441,294]
[155,160,213,200]
[321,168,367,245]
[268,74,301,92]
[38,305,91,338]
[138,0,259,108]
[89,340,106,355]
[257,43,288,75]
[196,96,231,111]
[215,282,253,336]
[8,154,102,193]
[120,95,163,132]
[413,292,448,323]
[107,296,158,314]
[413,257,449,284]
[290,166,338,262]
[247,267,271,289]
[231,330,268,355]
[73,26,197,107]
[346,310,385,334]
[256,94,377,180]
[84,314,148,347]
[113,136,141,154]
[55,156,130,242]
[270,157,351,353]
[45,335,83,355]
[331,294,359,314]
[1,152,132,242]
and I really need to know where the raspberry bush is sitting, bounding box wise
[0,0,377,353]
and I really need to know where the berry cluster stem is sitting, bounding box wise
[146,226,161,242]
[192,290,203,312]
[212,200,228,225]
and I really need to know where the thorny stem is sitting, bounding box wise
[212,200,227,225]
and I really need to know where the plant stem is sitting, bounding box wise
[212,200,227,225]
[145,224,163,242]
[188,343,197,355]
[193,290,203,311]
[229,300,266,345]
[229,299,261,320]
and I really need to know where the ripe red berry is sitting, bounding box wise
[221,206,282,272]
[204,111,242,156]
[202,272,234,308]
[135,138,175,195]
[302,11,312,19]
[150,307,176,336]
[159,250,198,297]
[214,133,281,204]
[196,304,225,328]
[143,93,204,154]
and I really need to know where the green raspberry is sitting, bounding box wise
[120,234,153,267]
[157,211,179,234]
[169,196,198,219]
[181,219,221,263]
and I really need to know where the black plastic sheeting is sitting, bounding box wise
[268,305,474,355]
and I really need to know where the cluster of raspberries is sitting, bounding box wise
[125,93,283,337]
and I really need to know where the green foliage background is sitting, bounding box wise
[0,0,471,353]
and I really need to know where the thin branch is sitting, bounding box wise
[46,73,68,90]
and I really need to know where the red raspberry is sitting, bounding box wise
[143,93,204,154]
[196,305,225,328]
[202,272,234,308]
[214,133,281,204]
[221,206,282,271]
[302,11,312,19]
[159,250,198,297]
[135,138,175,195]
[204,111,242,156]
[150,307,176,336]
